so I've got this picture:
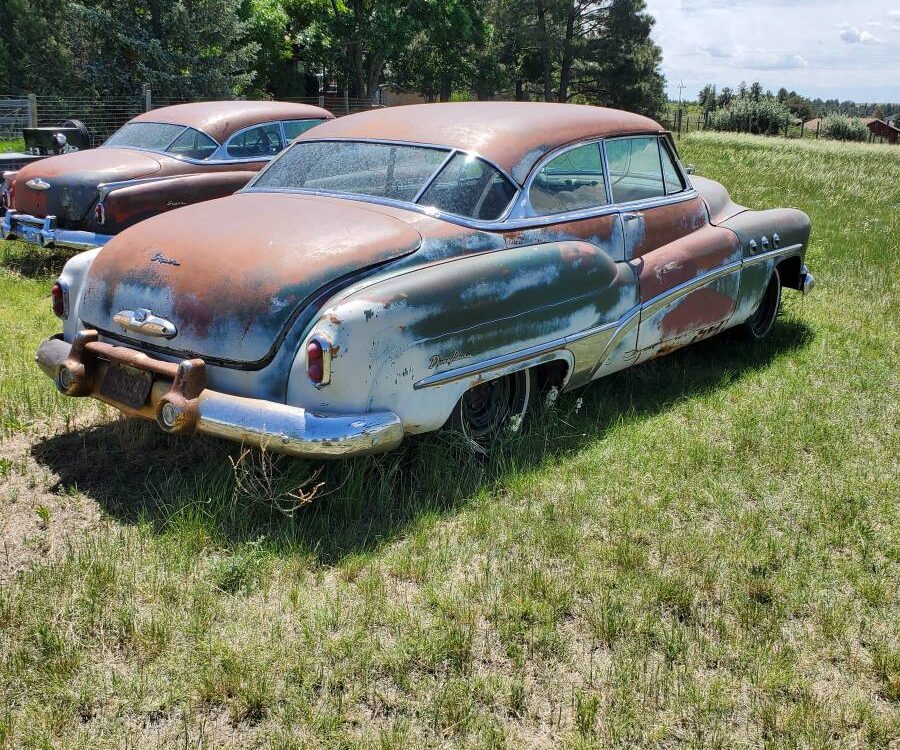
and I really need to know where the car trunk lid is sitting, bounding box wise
[13,148,162,223]
[78,192,423,365]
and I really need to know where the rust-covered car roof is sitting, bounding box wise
[299,102,664,183]
[131,101,333,144]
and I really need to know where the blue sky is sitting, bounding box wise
[644,0,900,103]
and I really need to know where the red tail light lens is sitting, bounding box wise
[306,336,331,386]
[307,340,324,383]
[51,281,67,318]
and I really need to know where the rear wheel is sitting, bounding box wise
[451,369,533,452]
[742,268,782,339]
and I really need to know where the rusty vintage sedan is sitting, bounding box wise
[2,100,332,250]
[35,102,813,456]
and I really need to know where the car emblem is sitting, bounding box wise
[113,308,177,339]
[25,178,51,191]
[149,251,181,266]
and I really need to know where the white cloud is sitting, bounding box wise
[644,0,900,100]
[699,46,808,69]
[840,27,883,43]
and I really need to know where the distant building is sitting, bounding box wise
[866,118,900,144]
[803,116,900,144]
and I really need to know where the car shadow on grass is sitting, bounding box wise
[31,317,813,565]
[1,240,75,278]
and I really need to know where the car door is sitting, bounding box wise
[606,135,742,363]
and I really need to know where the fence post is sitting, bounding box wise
[26,93,38,127]
[815,122,819,139]
[142,84,152,112]
[344,87,349,115]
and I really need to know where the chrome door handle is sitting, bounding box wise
[622,212,640,222]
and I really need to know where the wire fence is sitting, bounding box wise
[0,89,384,149]
[659,108,898,145]
[2,90,896,150]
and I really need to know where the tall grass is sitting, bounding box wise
[0,132,898,748]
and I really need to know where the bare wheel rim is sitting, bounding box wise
[747,270,781,338]
[459,371,530,443]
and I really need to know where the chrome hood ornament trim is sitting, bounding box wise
[25,178,51,191]
[113,308,177,339]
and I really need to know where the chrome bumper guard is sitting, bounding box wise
[2,209,112,250]
[35,332,404,458]
[800,265,815,294]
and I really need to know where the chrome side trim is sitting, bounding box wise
[741,242,803,268]
[414,338,571,389]
[641,261,743,318]
[413,257,754,391]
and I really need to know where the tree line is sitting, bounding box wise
[0,0,666,115]
[696,82,898,124]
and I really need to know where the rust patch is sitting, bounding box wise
[660,288,736,338]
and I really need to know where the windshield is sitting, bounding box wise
[252,140,517,221]
[103,122,218,160]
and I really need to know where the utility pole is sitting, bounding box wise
[676,79,686,136]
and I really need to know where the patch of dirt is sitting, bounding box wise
[0,410,117,582]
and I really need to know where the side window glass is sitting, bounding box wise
[606,136,666,203]
[529,142,607,215]
[659,139,685,194]
[226,123,283,158]
[282,119,324,142]
[166,128,217,160]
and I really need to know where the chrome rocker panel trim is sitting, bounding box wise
[2,210,112,250]
[35,335,403,458]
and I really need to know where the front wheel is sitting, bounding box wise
[451,369,534,452]
[742,268,782,339]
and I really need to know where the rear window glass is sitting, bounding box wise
[417,152,516,221]
[104,122,186,151]
[255,141,449,203]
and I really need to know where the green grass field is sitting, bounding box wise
[0,133,898,749]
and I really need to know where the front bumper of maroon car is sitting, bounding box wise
[2,209,112,250]
[35,331,404,458]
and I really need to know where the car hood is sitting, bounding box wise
[14,148,162,222]
[78,192,423,366]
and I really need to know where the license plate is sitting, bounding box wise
[100,363,153,409]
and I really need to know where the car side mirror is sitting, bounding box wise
[685,164,696,175]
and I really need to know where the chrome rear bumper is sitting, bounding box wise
[2,209,112,250]
[36,332,403,458]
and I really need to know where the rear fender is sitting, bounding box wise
[722,208,811,324]
[288,240,637,433]
[98,171,254,233]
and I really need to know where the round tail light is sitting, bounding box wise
[51,281,67,318]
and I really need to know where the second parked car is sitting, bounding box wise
[1,100,332,249]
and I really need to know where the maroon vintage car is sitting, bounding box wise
[1,100,332,249]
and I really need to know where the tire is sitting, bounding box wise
[450,369,534,452]
[742,268,782,339]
